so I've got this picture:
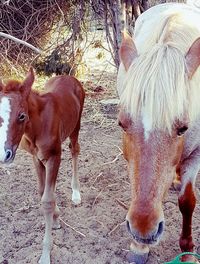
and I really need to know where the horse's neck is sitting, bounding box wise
[182,117,200,159]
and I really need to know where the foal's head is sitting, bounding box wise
[117,33,200,245]
[0,68,34,163]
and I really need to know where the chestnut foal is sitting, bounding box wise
[0,68,85,263]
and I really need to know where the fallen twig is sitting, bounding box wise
[103,152,122,165]
[115,198,128,210]
[92,190,103,209]
[108,220,126,236]
[91,172,103,186]
[59,217,86,238]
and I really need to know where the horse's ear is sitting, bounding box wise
[21,67,35,97]
[119,31,138,71]
[186,37,200,79]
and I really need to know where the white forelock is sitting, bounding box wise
[118,3,200,133]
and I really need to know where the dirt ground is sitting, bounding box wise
[0,31,200,263]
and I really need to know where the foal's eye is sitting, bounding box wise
[177,126,188,136]
[18,113,26,122]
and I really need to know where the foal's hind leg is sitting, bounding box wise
[69,127,81,205]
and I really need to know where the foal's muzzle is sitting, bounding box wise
[126,219,164,245]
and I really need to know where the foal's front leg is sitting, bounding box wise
[33,156,60,229]
[33,156,45,197]
[39,155,61,264]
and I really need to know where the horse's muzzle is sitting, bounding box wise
[126,219,164,245]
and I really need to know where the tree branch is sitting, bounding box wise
[0,32,41,54]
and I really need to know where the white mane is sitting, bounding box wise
[119,4,200,133]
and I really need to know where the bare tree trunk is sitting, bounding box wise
[132,0,141,19]
[141,0,149,11]
[109,0,122,67]
[91,0,150,68]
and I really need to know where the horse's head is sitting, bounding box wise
[117,33,200,245]
[0,68,34,163]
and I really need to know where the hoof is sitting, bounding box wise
[52,219,61,230]
[72,190,81,205]
[39,254,50,264]
[127,241,149,264]
[181,254,200,263]
[127,251,149,264]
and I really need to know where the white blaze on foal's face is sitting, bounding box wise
[0,96,11,162]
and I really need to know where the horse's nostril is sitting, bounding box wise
[5,149,13,162]
[157,221,164,236]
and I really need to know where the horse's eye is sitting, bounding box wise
[118,120,125,129]
[177,126,188,136]
[18,113,26,122]
[118,120,128,131]
[118,120,123,127]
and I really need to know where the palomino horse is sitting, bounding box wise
[0,68,85,264]
[117,2,200,263]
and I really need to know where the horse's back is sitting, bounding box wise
[134,2,200,54]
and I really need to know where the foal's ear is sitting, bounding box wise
[0,80,4,91]
[119,31,138,71]
[21,67,35,97]
[185,37,200,79]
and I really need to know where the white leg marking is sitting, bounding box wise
[71,155,81,204]
[72,189,81,205]
[0,97,11,162]
[39,208,53,264]
[39,188,55,264]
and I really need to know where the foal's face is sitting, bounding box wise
[119,110,187,245]
[0,68,34,163]
[0,92,29,163]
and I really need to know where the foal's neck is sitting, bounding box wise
[28,90,46,117]
[25,90,47,135]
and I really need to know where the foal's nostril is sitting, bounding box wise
[126,220,131,233]
[4,149,13,162]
